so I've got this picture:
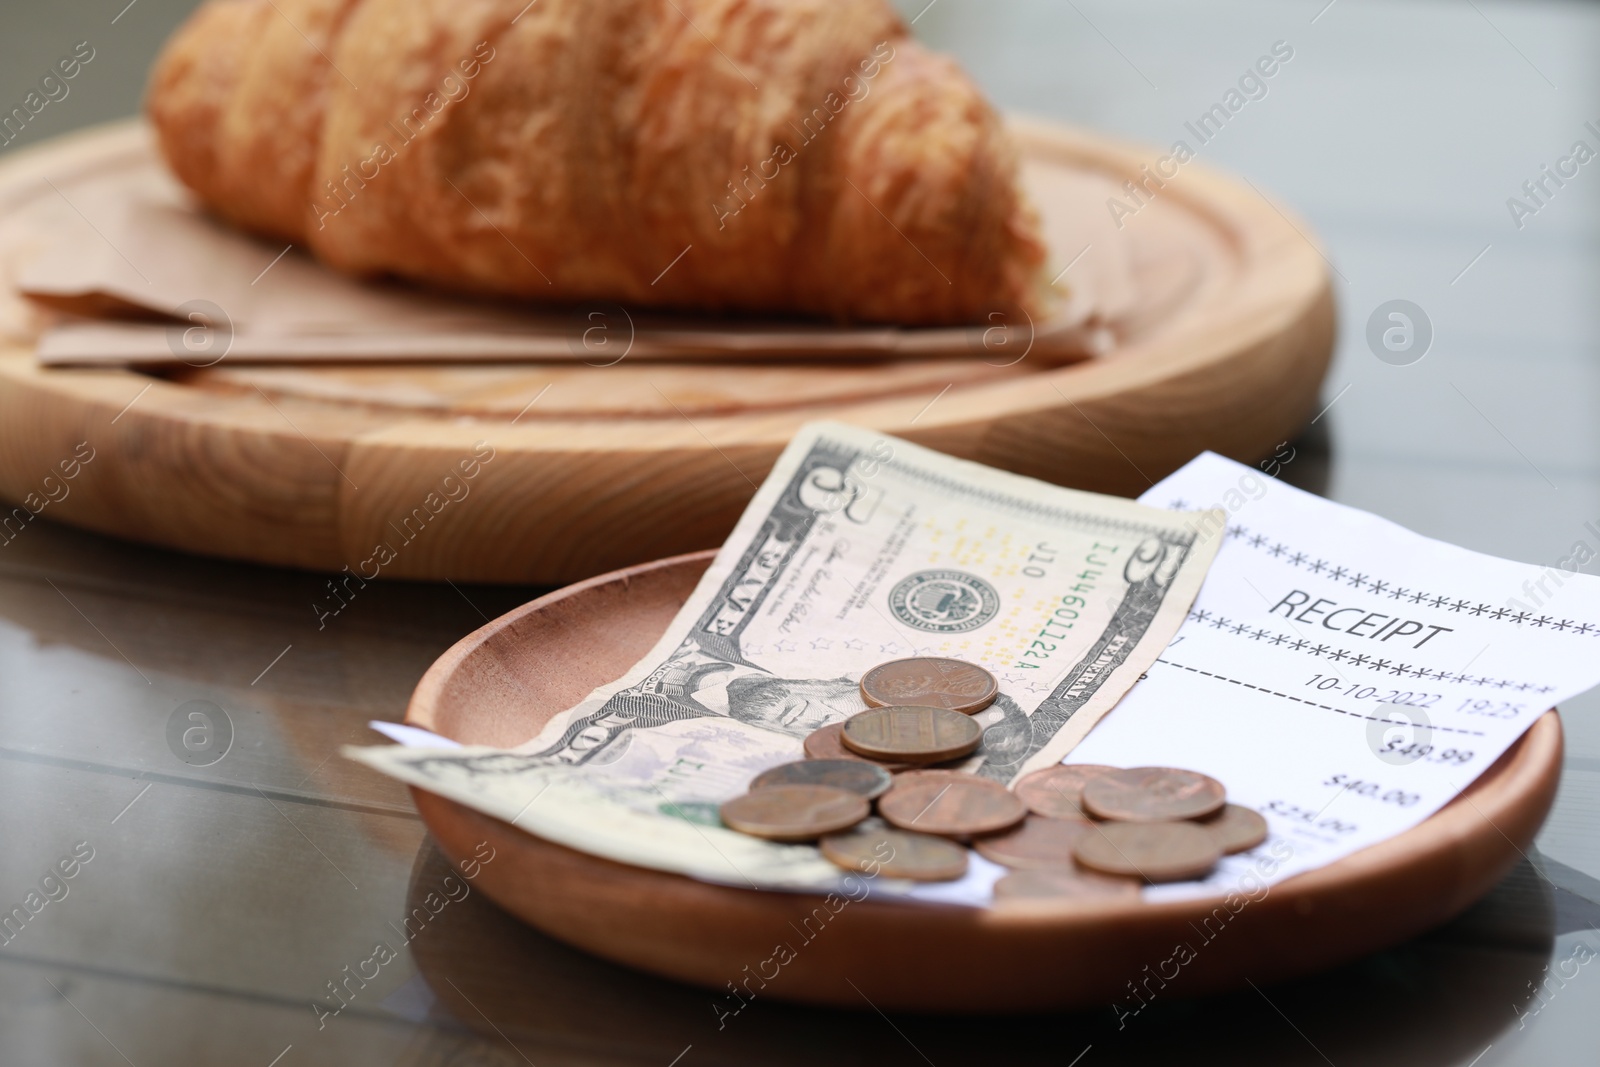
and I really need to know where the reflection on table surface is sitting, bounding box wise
[4,0,1600,1064]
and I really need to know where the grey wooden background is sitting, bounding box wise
[1,1,1597,1064]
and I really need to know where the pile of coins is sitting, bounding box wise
[717,656,1268,898]
[1002,763,1267,897]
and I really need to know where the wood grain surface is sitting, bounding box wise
[405,551,1563,1012]
[0,119,1335,583]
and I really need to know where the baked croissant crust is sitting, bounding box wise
[148,0,1047,325]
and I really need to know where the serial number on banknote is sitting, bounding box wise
[1014,541,1110,670]
[1015,592,1088,669]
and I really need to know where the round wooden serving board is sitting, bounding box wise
[405,551,1562,1012]
[0,119,1333,584]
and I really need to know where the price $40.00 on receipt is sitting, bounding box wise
[1074,452,1600,900]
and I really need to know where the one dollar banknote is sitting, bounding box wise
[349,423,1222,892]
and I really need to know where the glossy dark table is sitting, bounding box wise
[2,1,1598,1063]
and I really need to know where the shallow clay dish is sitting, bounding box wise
[403,551,1563,1011]
[0,118,1333,583]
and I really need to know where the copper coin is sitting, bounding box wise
[973,814,1092,870]
[992,868,1141,902]
[859,657,999,713]
[878,777,1025,837]
[1072,821,1222,883]
[1013,764,1120,820]
[893,768,987,788]
[750,760,892,800]
[840,706,983,764]
[820,825,970,882]
[802,723,915,772]
[1081,766,1226,822]
[719,786,868,842]
[1199,803,1269,854]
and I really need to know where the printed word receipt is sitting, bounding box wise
[1074,452,1600,900]
[353,442,1600,906]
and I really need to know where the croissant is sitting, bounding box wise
[146,0,1047,326]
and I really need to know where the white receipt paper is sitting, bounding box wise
[1074,452,1600,902]
[354,450,1600,908]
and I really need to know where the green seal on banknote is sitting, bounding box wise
[888,570,1001,633]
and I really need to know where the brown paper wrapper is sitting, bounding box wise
[11,130,1131,368]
